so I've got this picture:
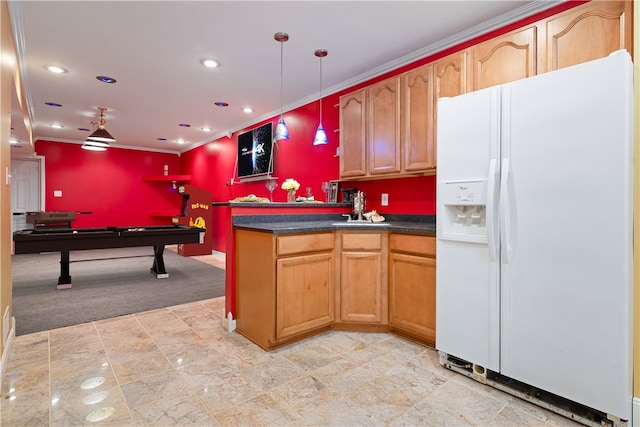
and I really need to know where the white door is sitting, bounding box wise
[11,158,41,234]
[435,87,501,371]
[500,51,633,420]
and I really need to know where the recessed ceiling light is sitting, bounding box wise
[214,102,229,107]
[9,139,18,144]
[179,123,191,128]
[201,127,212,132]
[157,137,167,141]
[242,107,253,113]
[45,102,62,107]
[47,65,67,74]
[77,128,91,132]
[96,75,117,84]
[176,139,185,145]
[201,59,219,68]
[50,123,64,129]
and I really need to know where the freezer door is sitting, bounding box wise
[436,87,501,371]
[499,51,633,420]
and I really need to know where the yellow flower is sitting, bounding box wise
[281,178,300,191]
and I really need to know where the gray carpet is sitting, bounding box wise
[11,247,225,335]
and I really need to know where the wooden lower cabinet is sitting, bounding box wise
[236,229,435,350]
[276,252,334,339]
[235,229,334,350]
[337,232,388,326]
[388,234,436,346]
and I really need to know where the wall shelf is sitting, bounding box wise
[142,174,191,182]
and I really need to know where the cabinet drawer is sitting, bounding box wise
[390,234,435,257]
[277,233,334,256]
[341,233,383,251]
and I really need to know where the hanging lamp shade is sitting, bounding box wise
[313,49,328,145]
[313,124,328,146]
[275,117,289,140]
[274,32,289,141]
[85,107,115,147]
[86,127,115,143]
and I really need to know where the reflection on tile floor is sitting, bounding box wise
[1,251,582,426]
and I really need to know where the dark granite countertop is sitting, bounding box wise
[233,214,436,236]
[212,201,351,208]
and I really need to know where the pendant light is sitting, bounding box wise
[274,32,289,141]
[85,107,115,147]
[313,49,328,145]
[82,119,107,151]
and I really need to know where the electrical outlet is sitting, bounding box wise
[381,193,389,206]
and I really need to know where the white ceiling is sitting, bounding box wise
[8,1,559,156]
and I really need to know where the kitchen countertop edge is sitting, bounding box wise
[233,220,436,236]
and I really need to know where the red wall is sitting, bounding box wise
[35,140,182,228]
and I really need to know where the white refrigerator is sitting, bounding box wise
[436,50,633,422]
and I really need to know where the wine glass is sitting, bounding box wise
[265,179,277,202]
[321,181,330,202]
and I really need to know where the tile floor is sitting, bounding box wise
[1,252,583,426]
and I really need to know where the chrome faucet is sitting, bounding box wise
[352,191,366,221]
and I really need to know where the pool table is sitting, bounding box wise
[13,225,204,289]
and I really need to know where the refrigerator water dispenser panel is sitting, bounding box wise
[440,180,488,243]
[441,180,486,205]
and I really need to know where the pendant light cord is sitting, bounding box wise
[319,55,323,124]
[280,40,284,118]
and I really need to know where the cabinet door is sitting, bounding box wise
[434,50,470,99]
[389,252,436,346]
[340,251,386,323]
[472,26,537,90]
[368,77,401,175]
[339,90,367,178]
[544,1,632,72]
[276,252,334,339]
[433,50,470,170]
[402,63,435,172]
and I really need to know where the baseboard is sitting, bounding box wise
[633,397,640,427]
[0,316,16,393]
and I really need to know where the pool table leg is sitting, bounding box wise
[57,250,72,289]
[151,245,169,278]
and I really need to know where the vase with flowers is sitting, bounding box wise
[281,178,300,203]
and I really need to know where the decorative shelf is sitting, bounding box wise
[142,174,191,182]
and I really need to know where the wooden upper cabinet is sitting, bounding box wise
[402,63,435,172]
[368,77,401,175]
[432,50,470,166]
[339,89,367,178]
[338,1,632,180]
[472,26,537,91]
[544,1,632,72]
[434,49,470,99]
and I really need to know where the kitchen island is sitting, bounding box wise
[232,213,436,350]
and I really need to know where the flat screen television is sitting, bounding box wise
[237,122,273,179]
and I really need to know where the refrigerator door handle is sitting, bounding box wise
[500,158,516,263]
[487,158,499,261]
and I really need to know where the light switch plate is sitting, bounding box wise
[54,190,62,197]
[381,193,389,206]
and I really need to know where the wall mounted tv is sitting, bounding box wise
[237,122,274,179]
